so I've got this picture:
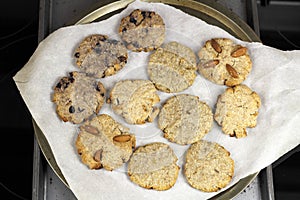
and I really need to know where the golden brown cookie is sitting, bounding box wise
[158,94,213,145]
[75,114,136,170]
[127,142,180,190]
[52,71,105,124]
[184,140,234,192]
[109,79,160,124]
[214,84,261,138]
[197,38,252,86]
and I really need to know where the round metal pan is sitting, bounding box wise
[34,0,260,199]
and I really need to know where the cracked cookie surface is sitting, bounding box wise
[148,42,197,93]
[197,38,252,86]
[127,142,180,190]
[109,79,160,124]
[74,34,128,78]
[75,114,136,170]
[158,94,213,145]
[52,71,105,124]
[214,84,261,138]
[184,140,234,192]
[119,9,165,52]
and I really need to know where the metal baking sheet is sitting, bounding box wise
[34,0,261,199]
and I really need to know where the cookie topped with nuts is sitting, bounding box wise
[119,9,165,52]
[127,142,180,190]
[214,84,261,138]
[74,34,128,78]
[197,38,252,86]
[109,79,160,124]
[158,94,213,145]
[184,140,234,192]
[148,42,197,93]
[75,114,136,170]
[52,71,105,124]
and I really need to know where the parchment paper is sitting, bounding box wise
[13,1,300,199]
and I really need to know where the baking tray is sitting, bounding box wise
[34,0,261,199]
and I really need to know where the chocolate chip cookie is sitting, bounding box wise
[74,34,128,78]
[75,114,136,170]
[197,38,252,86]
[214,84,261,138]
[119,9,165,52]
[52,72,105,124]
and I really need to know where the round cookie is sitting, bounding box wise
[75,114,136,170]
[214,84,261,138]
[158,94,213,145]
[119,9,165,52]
[53,71,105,124]
[109,79,160,124]
[148,42,197,93]
[184,140,234,192]
[197,38,252,86]
[74,34,128,78]
[127,142,180,190]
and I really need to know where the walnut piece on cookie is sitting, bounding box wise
[109,79,160,124]
[184,140,234,192]
[197,38,252,86]
[127,142,180,190]
[214,84,261,138]
[52,71,105,124]
[75,114,136,170]
[158,94,213,145]
[119,9,165,52]
[74,34,128,78]
[148,42,197,93]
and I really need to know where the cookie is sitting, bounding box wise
[109,79,160,124]
[197,38,252,86]
[119,9,165,52]
[75,114,136,170]
[158,94,213,145]
[127,142,180,190]
[184,140,234,192]
[74,34,128,78]
[214,84,261,138]
[53,72,105,124]
[148,42,197,93]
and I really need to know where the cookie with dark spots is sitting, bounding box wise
[119,9,165,52]
[53,71,106,124]
[74,34,128,78]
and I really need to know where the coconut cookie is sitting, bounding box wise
[53,72,105,124]
[158,94,213,145]
[184,140,234,192]
[127,142,180,190]
[119,9,165,52]
[75,114,136,170]
[74,34,128,78]
[197,38,252,86]
[214,84,261,138]
[109,79,160,124]
[148,42,197,93]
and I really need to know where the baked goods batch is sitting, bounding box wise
[52,8,261,193]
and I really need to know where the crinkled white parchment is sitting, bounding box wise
[13,0,300,199]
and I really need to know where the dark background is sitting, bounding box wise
[0,0,299,199]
